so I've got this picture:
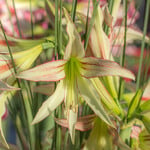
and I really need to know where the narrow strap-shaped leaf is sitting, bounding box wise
[32,81,65,124]
[80,57,135,80]
[91,78,123,115]
[63,8,85,59]
[140,100,150,112]
[127,89,143,118]
[18,60,66,82]
[141,112,150,133]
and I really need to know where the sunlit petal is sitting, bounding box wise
[77,77,114,127]
[68,110,77,144]
[63,8,85,59]
[32,81,65,124]
[80,57,135,80]
[18,60,66,82]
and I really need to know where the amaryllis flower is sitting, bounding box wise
[0,44,43,80]
[18,9,135,143]
[0,33,54,80]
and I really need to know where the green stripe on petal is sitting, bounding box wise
[63,8,85,59]
[68,109,77,144]
[32,81,65,124]
[77,77,114,127]
[80,57,135,80]
[18,60,66,82]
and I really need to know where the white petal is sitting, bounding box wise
[32,81,65,124]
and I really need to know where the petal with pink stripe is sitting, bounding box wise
[80,57,135,80]
[18,60,66,82]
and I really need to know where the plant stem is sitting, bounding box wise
[84,0,90,49]
[12,0,22,37]
[104,0,113,34]
[55,0,59,59]
[118,0,128,100]
[30,0,34,39]
[71,0,77,22]
[84,0,100,50]
[136,0,150,90]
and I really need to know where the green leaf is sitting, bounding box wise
[127,89,143,118]
[140,100,150,112]
[139,129,150,150]
[141,112,150,133]
[91,78,123,116]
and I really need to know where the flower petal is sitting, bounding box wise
[0,30,48,53]
[80,57,135,80]
[0,80,19,91]
[112,26,150,45]
[68,110,77,144]
[14,45,43,71]
[90,6,111,59]
[32,81,65,124]
[63,8,85,59]
[33,83,55,96]
[55,114,95,132]
[77,77,114,127]
[0,55,13,80]
[18,60,66,82]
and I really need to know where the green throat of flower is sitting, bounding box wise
[64,57,81,110]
